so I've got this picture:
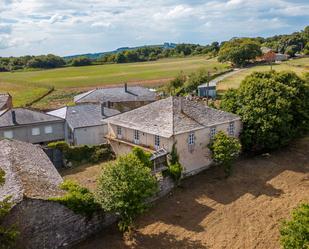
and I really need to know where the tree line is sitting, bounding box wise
[0,26,308,72]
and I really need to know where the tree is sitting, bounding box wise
[96,154,158,232]
[165,71,186,95]
[280,203,309,249]
[71,57,92,66]
[208,131,241,176]
[0,169,19,249]
[220,71,309,152]
[218,38,262,67]
[184,68,210,93]
[132,147,153,168]
[263,51,276,70]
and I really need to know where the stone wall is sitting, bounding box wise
[3,198,117,249]
[3,176,175,249]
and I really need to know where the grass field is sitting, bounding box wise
[217,58,309,91]
[0,56,229,108]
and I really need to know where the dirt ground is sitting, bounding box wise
[74,137,309,249]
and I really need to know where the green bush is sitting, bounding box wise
[168,162,183,183]
[50,180,102,217]
[47,142,115,165]
[220,71,309,152]
[96,154,158,232]
[132,147,153,168]
[167,142,183,184]
[280,203,309,249]
[208,131,242,177]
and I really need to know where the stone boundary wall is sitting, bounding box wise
[3,198,117,249]
[3,176,175,249]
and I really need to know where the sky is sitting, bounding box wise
[0,0,308,57]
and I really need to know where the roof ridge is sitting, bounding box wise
[75,89,96,102]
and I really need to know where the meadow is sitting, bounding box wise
[0,56,229,108]
[217,58,309,91]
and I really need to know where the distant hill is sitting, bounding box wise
[64,42,177,60]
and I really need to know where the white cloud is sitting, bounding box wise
[0,0,308,56]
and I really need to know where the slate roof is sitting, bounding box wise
[74,85,156,103]
[106,96,241,138]
[0,139,64,204]
[0,108,63,128]
[0,93,10,110]
[48,104,120,129]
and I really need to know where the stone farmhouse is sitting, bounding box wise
[0,108,65,144]
[0,93,12,112]
[74,84,157,112]
[0,139,115,249]
[48,103,120,145]
[106,96,242,176]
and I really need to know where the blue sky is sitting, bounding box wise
[0,0,308,57]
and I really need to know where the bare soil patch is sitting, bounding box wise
[75,137,309,249]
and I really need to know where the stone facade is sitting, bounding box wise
[108,120,242,176]
[3,199,117,249]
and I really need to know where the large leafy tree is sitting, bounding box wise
[208,131,241,176]
[280,203,309,249]
[221,71,309,152]
[96,154,158,232]
[218,38,262,67]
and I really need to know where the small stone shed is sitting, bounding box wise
[0,139,115,249]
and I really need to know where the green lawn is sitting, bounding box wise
[217,58,308,91]
[0,56,229,108]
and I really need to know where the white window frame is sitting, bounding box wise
[117,126,122,138]
[228,122,235,136]
[3,130,13,139]
[44,125,53,134]
[210,127,216,139]
[134,130,140,144]
[188,133,195,145]
[154,135,160,149]
[31,127,40,136]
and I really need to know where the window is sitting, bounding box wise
[3,130,13,139]
[210,127,216,139]
[188,133,195,145]
[228,122,235,136]
[134,130,140,144]
[154,135,160,149]
[44,125,53,134]
[117,126,122,138]
[32,127,40,136]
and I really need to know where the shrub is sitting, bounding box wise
[132,147,153,168]
[96,154,158,232]
[167,142,183,184]
[208,131,241,177]
[168,162,183,183]
[50,180,102,217]
[47,142,114,165]
[280,203,309,249]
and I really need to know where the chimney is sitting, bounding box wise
[124,83,128,92]
[179,97,183,113]
[12,110,17,124]
[101,103,105,116]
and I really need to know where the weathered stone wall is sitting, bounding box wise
[3,198,117,249]
[3,177,175,249]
